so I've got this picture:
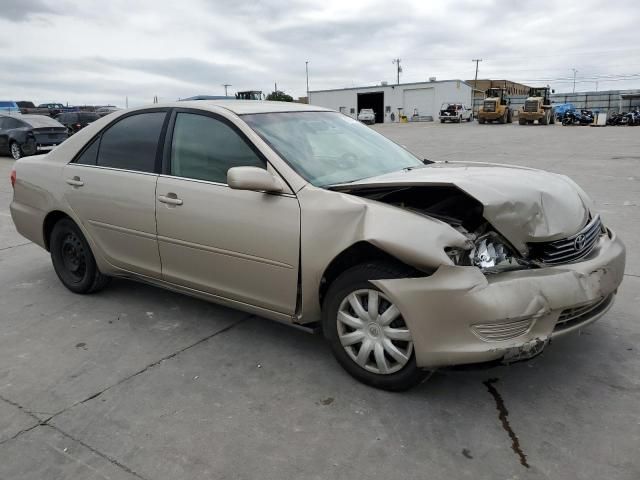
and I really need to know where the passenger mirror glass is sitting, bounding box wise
[227,167,284,193]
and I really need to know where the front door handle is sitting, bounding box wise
[158,194,183,206]
[66,176,84,187]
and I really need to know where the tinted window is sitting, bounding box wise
[170,113,265,184]
[97,112,165,172]
[75,138,99,166]
[4,118,24,129]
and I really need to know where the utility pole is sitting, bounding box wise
[305,61,309,101]
[572,68,578,93]
[472,59,482,112]
[392,58,402,85]
[222,84,232,96]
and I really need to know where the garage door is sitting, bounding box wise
[403,88,435,118]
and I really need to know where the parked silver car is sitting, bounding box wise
[10,101,625,390]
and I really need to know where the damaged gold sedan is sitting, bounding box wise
[10,101,626,390]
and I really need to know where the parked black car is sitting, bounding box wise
[0,114,67,159]
[55,111,101,135]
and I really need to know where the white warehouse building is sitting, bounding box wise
[308,80,473,123]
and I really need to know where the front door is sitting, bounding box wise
[155,111,300,314]
[63,111,168,278]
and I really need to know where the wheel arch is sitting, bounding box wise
[43,210,73,251]
[318,241,423,308]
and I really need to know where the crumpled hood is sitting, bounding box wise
[341,161,593,252]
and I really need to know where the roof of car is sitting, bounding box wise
[134,100,333,115]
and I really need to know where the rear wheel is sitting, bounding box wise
[507,109,513,123]
[50,218,110,294]
[322,262,429,391]
[478,117,485,124]
[10,142,22,160]
[519,117,526,125]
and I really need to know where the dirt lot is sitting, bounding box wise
[0,122,638,480]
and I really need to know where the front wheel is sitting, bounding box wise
[322,262,429,391]
[50,218,110,294]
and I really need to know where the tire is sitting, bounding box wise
[440,119,445,123]
[519,117,526,125]
[540,111,549,125]
[478,117,485,124]
[507,109,513,123]
[50,218,110,294]
[10,141,22,160]
[467,115,473,122]
[322,262,430,391]
[498,110,507,124]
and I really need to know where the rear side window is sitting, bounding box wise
[170,113,265,184]
[75,138,100,166]
[97,112,165,173]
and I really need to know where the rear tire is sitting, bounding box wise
[322,262,430,391]
[519,117,526,125]
[10,142,22,160]
[507,109,513,123]
[478,117,485,124]
[50,218,110,294]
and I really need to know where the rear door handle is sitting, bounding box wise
[66,176,84,187]
[158,194,183,206]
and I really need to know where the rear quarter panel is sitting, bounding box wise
[10,155,67,248]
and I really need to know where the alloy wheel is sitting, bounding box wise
[337,289,413,374]
[10,143,21,160]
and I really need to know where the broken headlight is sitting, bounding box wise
[447,232,529,273]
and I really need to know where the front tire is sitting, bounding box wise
[322,262,429,391]
[50,218,110,294]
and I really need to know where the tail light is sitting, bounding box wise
[10,167,16,189]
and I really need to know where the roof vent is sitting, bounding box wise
[381,81,388,86]
[429,77,436,82]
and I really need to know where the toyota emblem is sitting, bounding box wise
[574,234,586,251]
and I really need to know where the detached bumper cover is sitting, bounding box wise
[372,232,625,368]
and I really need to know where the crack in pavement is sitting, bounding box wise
[47,314,252,420]
[0,314,252,476]
[0,241,32,252]
[483,378,530,469]
[45,424,150,480]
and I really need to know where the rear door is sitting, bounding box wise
[63,110,169,278]
[155,110,300,314]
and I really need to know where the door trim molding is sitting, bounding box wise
[158,235,294,269]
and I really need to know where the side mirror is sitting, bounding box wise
[227,167,284,193]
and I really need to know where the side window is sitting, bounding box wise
[97,112,165,173]
[170,113,265,184]
[75,138,100,166]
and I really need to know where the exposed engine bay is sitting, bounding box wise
[334,184,536,273]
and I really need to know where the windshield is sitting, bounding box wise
[242,111,423,187]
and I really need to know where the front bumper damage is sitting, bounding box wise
[371,231,625,369]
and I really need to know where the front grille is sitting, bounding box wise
[483,101,496,112]
[555,294,614,332]
[528,215,604,265]
[471,317,534,342]
[524,100,539,112]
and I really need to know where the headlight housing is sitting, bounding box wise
[447,231,530,273]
